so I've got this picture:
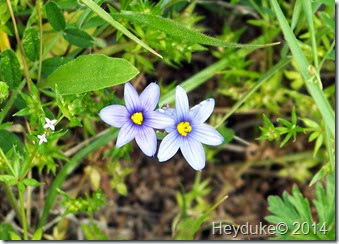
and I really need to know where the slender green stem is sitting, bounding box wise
[0,148,16,177]
[1,182,22,225]
[324,124,334,172]
[20,144,39,179]
[37,0,43,84]
[18,188,28,240]
[319,41,335,71]
[302,0,318,69]
[5,0,31,92]
[214,57,290,128]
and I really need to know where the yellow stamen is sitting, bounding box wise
[177,121,192,136]
[131,112,143,125]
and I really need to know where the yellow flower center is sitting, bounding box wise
[177,121,192,137]
[131,112,143,125]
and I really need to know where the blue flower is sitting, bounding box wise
[157,85,224,170]
[99,82,175,157]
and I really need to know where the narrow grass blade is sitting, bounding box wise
[215,57,290,128]
[81,0,162,58]
[302,0,318,69]
[270,0,334,137]
[159,29,280,105]
[291,0,301,31]
[112,11,280,49]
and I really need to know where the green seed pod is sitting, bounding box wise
[0,81,9,104]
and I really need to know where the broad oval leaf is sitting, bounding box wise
[41,54,139,95]
[111,11,279,48]
[41,56,72,78]
[0,49,21,90]
[63,28,94,48]
[45,1,66,31]
[22,28,40,61]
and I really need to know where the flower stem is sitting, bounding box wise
[37,0,43,84]
[1,182,22,225]
[5,0,31,92]
[20,144,39,179]
[18,188,28,240]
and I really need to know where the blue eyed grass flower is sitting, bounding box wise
[157,85,224,170]
[99,82,175,157]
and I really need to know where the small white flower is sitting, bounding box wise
[37,133,47,145]
[44,118,57,131]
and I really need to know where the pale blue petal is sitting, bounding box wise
[176,85,189,120]
[190,124,224,145]
[164,108,177,120]
[156,108,177,133]
[143,111,175,129]
[189,98,215,124]
[180,138,205,171]
[99,105,129,128]
[135,126,157,157]
[116,122,137,148]
[165,125,176,134]
[139,83,160,111]
[157,131,180,162]
[124,82,140,112]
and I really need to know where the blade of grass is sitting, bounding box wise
[324,124,334,172]
[215,57,290,128]
[192,195,228,233]
[302,0,318,69]
[81,0,162,58]
[270,0,334,138]
[291,0,301,31]
[111,11,280,49]
[159,29,279,105]
[36,128,118,230]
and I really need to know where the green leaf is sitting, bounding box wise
[111,11,279,49]
[10,232,21,240]
[31,227,43,240]
[80,0,162,58]
[22,178,42,187]
[309,163,330,186]
[192,195,228,234]
[41,56,72,78]
[0,130,25,156]
[63,28,94,48]
[217,126,234,145]
[266,176,335,240]
[22,28,40,62]
[270,0,334,138]
[0,175,17,185]
[41,54,139,95]
[0,223,15,240]
[0,49,21,90]
[116,183,128,196]
[45,1,66,31]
